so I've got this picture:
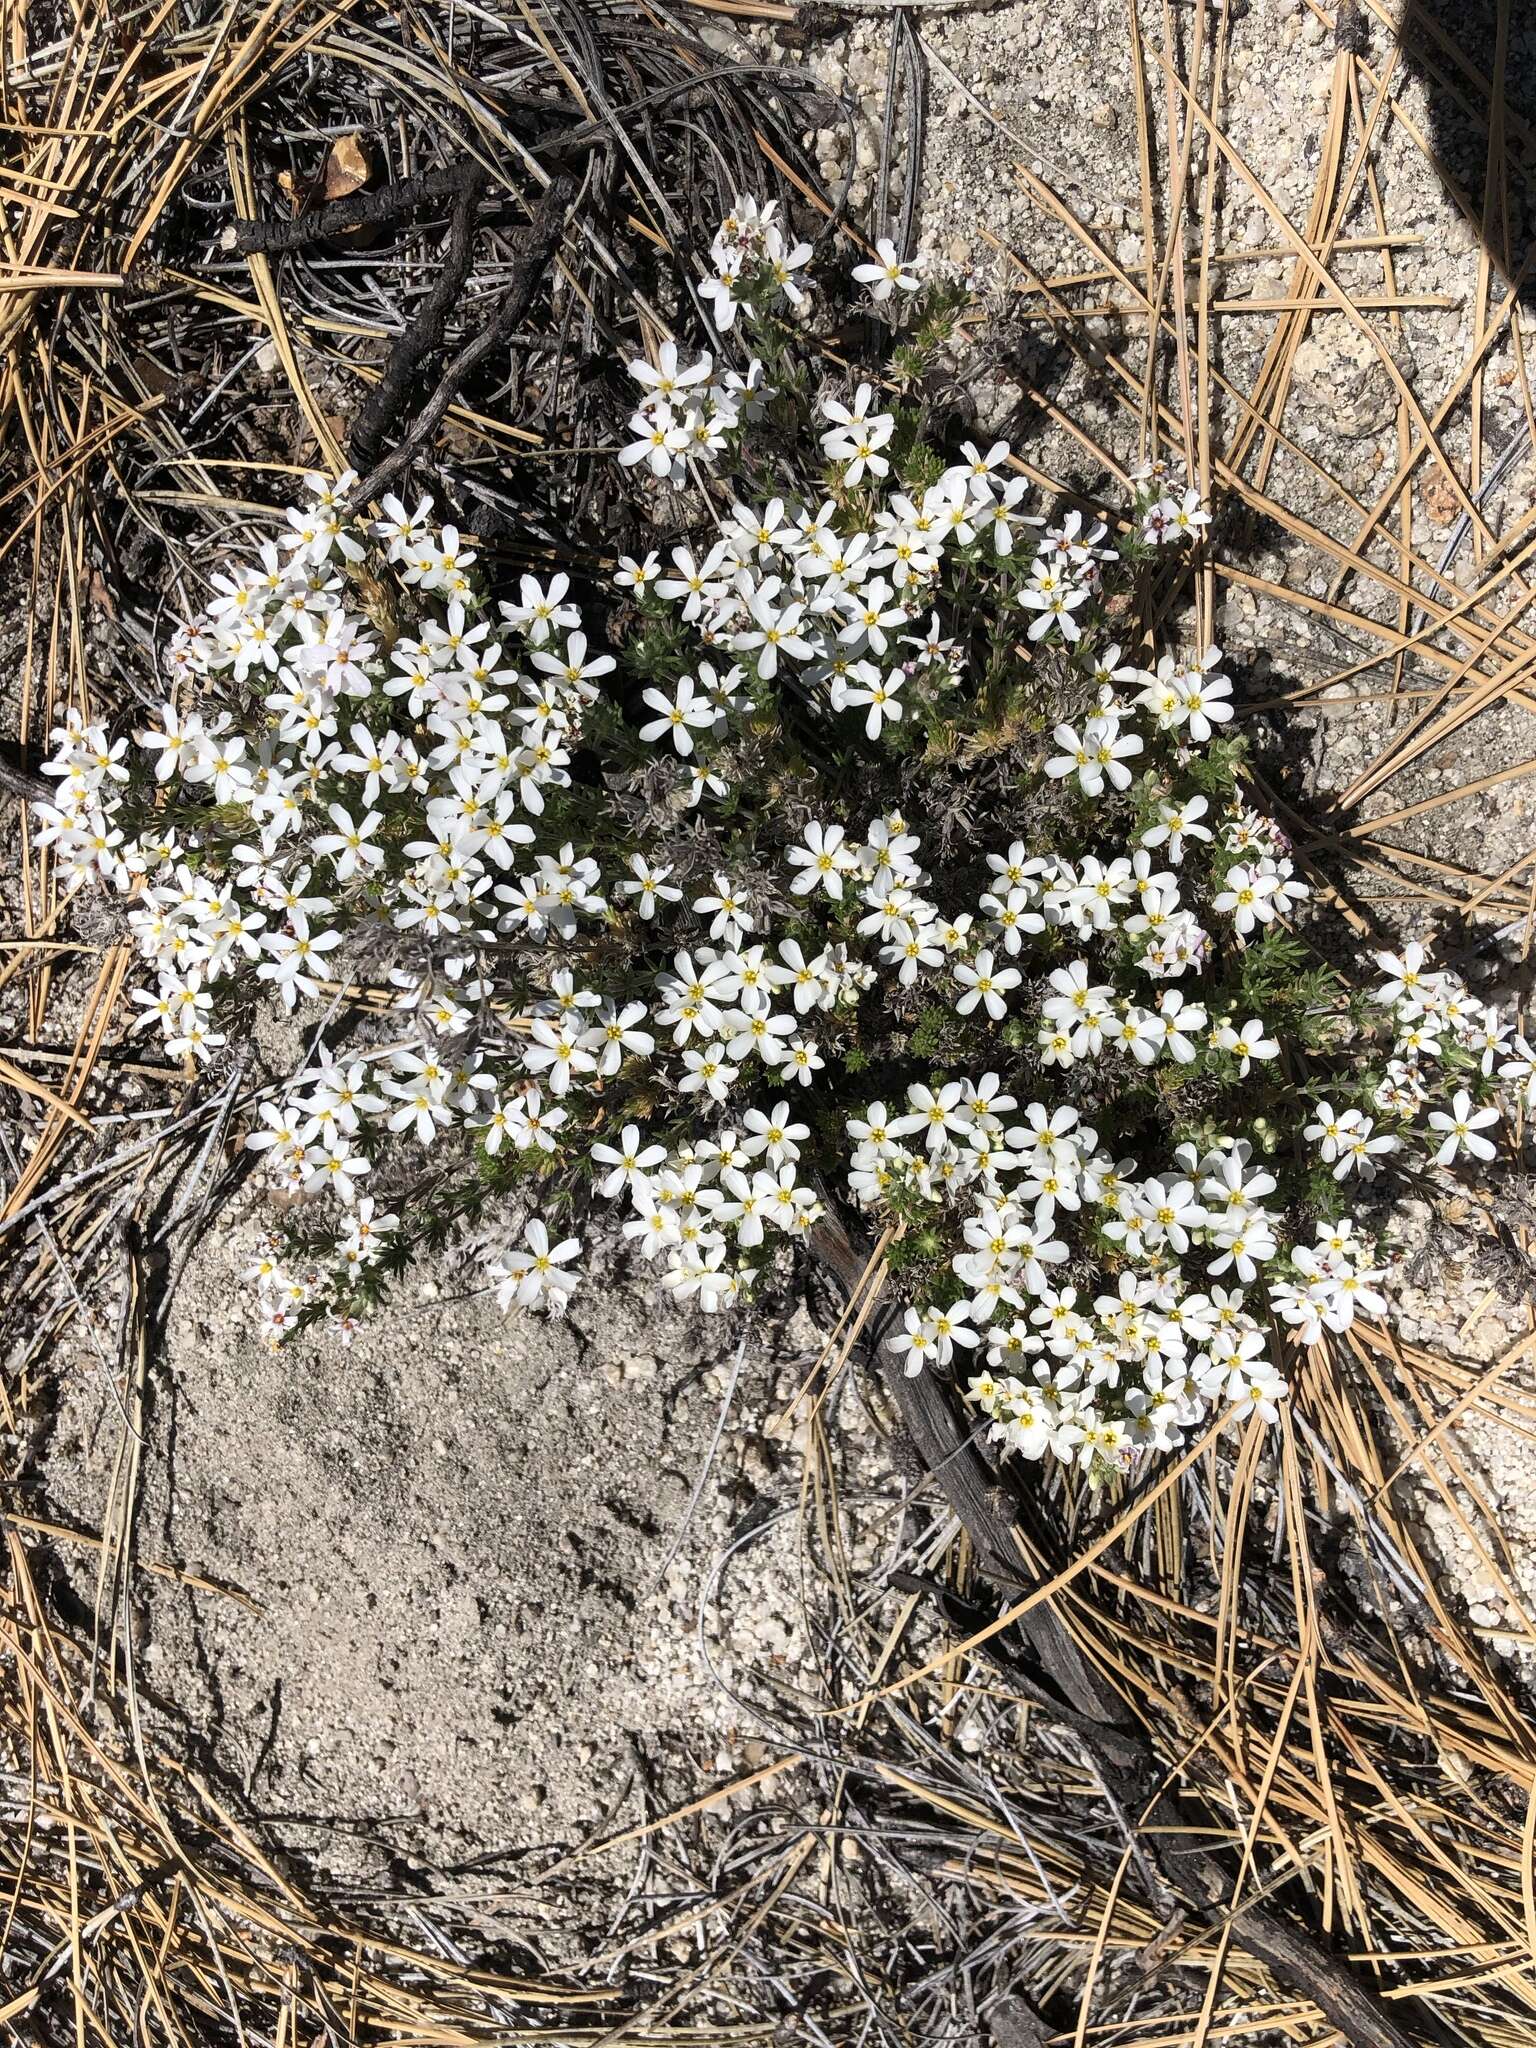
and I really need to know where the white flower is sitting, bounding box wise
[1141,793,1211,862]
[838,579,908,658]
[954,948,1021,1021]
[888,1306,938,1375]
[742,1101,808,1165]
[627,341,713,404]
[685,761,729,807]
[658,541,730,621]
[782,1037,825,1086]
[763,225,814,307]
[256,927,344,1010]
[1222,1350,1286,1423]
[1178,668,1233,742]
[619,404,689,478]
[1500,1036,1536,1111]
[312,804,384,881]
[1332,1111,1397,1182]
[693,874,754,946]
[820,384,895,485]
[638,674,715,755]
[1214,1017,1278,1077]
[786,821,859,899]
[1020,573,1089,643]
[138,706,206,782]
[1373,943,1431,1008]
[699,261,742,331]
[891,1080,969,1151]
[679,1041,739,1104]
[1168,489,1211,540]
[531,630,616,699]
[502,572,580,645]
[1044,717,1141,794]
[844,669,904,738]
[852,237,923,302]
[307,1140,371,1204]
[617,854,682,919]
[897,1299,976,1369]
[733,583,812,677]
[1427,1089,1499,1165]
[1212,865,1277,937]
[1303,1102,1348,1164]
[492,1219,582,1312]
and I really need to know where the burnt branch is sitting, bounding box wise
[227,162,479,257]
[0,748,53,806]
[348,167,489,475]
[348,171,579,510]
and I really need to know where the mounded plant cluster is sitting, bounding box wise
[34,205,1533,1483]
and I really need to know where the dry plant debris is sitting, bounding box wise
[3,0,1536,2044]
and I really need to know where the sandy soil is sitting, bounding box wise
[40,1205,868,1879]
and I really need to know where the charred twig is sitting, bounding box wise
[0,749,53,806]
[348,167,489,474]
[227,162,480,256]
[348,173,579,510]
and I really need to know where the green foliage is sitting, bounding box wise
[908,1007,958,1063]
[1185,735,1248,795]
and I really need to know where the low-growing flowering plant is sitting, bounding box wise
[33,207,1532,1482]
